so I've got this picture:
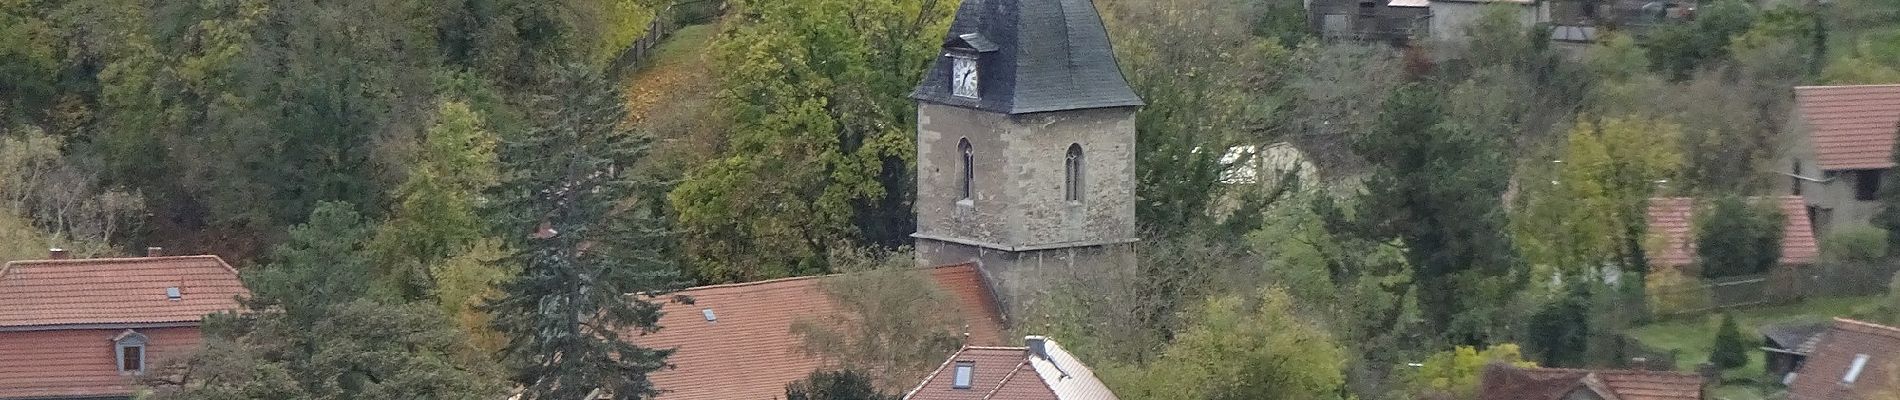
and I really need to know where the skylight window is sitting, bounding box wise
[1845,354,1871,384]
[952,362,974,389]
[701,308,717,323]
[165,287,181,301]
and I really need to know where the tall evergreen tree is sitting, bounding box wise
[1353,83,1522,343]
[487,64,682,399]
[783,370,898,400]
[1708,312,1750,369]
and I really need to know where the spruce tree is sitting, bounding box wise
[784,370,898,400]
[1708,312,1750,370]
[487,64,683,399]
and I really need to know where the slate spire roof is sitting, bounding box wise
[911,0,1144,114]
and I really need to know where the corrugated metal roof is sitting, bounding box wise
[1794,85,1900,171]
[912,0,1145,114]
[905,338,1118,400]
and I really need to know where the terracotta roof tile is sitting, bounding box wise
[1480,365,1704,400]
[633,264,1007,400]
[0,327,203,399]
[0,256,247,328]
[1794,85,1900,171]
[905,338,1117,400]
[1788,318,1900,399]
[1643,196,1819,269]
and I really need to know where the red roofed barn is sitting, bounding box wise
[1781,84,1900,236]
[0,250,248,400]
[632,263,1007,400]
[1643,196,1819,270]
[904,336,1118,400]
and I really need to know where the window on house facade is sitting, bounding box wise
[1857,170,1883,201]
[114,331,147,375]
[952,362,974,389]
[1065,144,1084,203]
[959,138,974,201]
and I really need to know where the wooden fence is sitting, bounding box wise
[1644,261,1900,318]
[606,8,679,78]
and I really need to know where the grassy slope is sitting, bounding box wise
[619,24,726,180]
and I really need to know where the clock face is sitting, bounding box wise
[952,57,978,98]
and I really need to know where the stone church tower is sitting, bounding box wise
[910,0,1142,312]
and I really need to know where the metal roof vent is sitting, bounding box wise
[1845,354,1871,384]
[165,287,181,301]
[701,308,716,323]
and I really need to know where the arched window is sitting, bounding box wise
[959,138,974,201]
[1065,144,1084,202]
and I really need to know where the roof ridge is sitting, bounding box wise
[1519,366,1700,377]
[981,359,1038,400]
[669,262,979,292]
[1797,84,1900,90]
[1835,318,1900,337]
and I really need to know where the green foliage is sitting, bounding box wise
[588,0,658,66]
[247,202,378,321]
[142,301,506,399]
[0,0,60,123]
[1101,0,1294,237]
[1708,312,1751,370]
[1104,287,1350,400]
[1525,283,1593,367]
[669,0,952,282]
[1694,195,1785,278]
[486,65,682,399]
[0,126,147,247]
[1642,0,1759,80]
[1880,135,1900,255]
[790,247,965,389]
[369,100,503,300]
[1353,83,1522,342]
[1402,344,1535,399]
[1820,225,1890,265]
[1514,116,1682,277]
[784,369,898,400]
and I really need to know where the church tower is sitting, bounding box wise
[911,0,1142,311]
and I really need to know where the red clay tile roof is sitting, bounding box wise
[0,256,248,328]
[633,263,1007,400]
[1794,85,1900,171]
[1788,318,1900,400]
[1643,196,1820,269]
[0,327,203,399]
[1479,365,1705,400]
[905,338,1117,400]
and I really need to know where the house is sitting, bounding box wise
[1427,0,1551,42]
[1477,364,1706,400]
[1643,196,1820,271]
[0,249,248,400]
[1760,321,1831,381]
[1309,0,1433,42]
[1781,85,1900,236]
[903,336,1118,400]
[631,263,1007,400]
[1786,318,1900,399]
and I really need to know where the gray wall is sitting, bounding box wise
[913,103,1138,249]
[1428,1,1547,42]
[1780,120,1888,237]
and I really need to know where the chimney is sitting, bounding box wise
[1025,336,1049,360]
[146,247,163,257]
[48,248,68,260]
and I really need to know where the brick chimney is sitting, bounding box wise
[146,247,163,257]
[48,248,68,260]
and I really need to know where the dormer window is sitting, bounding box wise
[952,56,978,99]
[951,361,974,389]
[113,330,148,375]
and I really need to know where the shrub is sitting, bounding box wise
[1647,268,1712,316]
[1695,195,1784,279]
[1821,225,1889,265]
[1708,312,1750,370]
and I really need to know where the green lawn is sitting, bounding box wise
[1625,296,1881,399]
